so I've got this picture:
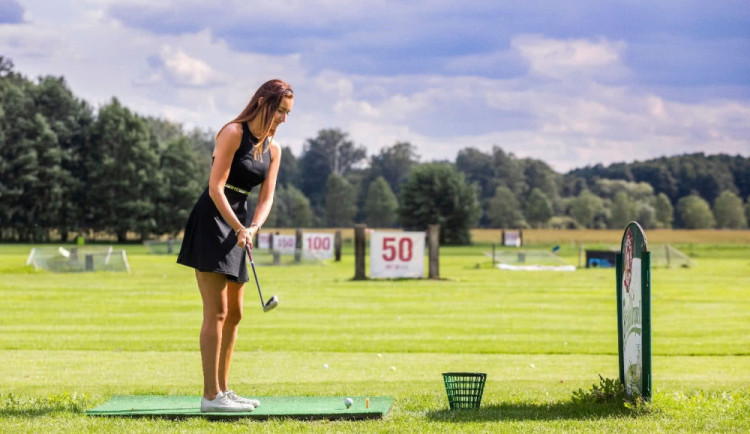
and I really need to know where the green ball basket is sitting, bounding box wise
[442,372,487,409]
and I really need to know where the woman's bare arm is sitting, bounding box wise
[248,140,281,238]
[208,123,246,243]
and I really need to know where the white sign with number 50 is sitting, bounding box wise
[370,231,425,278]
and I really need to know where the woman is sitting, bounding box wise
[177,79,293,412]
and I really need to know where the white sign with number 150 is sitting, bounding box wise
[369,231,425,278]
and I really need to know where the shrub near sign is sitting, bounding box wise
[370,231,425,278]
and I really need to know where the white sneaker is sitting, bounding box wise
[200,391,254,412]
[224,390,261,407]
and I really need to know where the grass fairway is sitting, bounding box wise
[1,234,749,432]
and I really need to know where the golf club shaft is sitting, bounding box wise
[245,244,266,308]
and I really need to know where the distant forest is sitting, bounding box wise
[1,56,748,243]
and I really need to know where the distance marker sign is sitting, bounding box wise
[370,231,425,278]
[257,233,271,250]
[272,234,297,255]
[616,222,652,400]
[302,232,334,260]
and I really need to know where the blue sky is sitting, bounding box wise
[2,0,749,171]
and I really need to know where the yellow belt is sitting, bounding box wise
[224,184,250,195]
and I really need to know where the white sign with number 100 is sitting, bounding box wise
[369,231,425,278]
[302,232,334,260]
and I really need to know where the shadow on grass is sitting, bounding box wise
[0,393,90,418]
[1,407,59,418]
[427,400,629,422]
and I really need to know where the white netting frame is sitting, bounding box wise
[649,244,694,268]
[27,246,130,273]
[143,239,182,255]
[485,249,576,271]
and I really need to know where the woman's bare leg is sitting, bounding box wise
[196,270,228,400]
[219,281,244,391]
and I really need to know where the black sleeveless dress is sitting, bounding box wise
[177,123,271,283]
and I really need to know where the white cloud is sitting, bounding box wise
[444,50,522,75]
[512,34,628,80]
[137,45,223,88]
[3,2,748,174]
[0,23,64,58]
[309,72,750,171]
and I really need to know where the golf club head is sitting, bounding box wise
[263,295,279,312]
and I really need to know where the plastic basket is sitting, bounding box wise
[442,372,486,409]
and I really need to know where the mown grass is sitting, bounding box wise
[1,231,748,432]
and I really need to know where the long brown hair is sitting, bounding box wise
[218,79,293,160]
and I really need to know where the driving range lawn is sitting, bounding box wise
[1,236,748,432]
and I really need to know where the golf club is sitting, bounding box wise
[245,244,278,312]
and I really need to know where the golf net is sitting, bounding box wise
[143,239,182,255]
[27,246,130,273]
[649,244,694,268]
[485,249,576,271]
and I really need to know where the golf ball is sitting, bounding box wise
[345,397,353,408]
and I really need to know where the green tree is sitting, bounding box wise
[31,75,94,240]
[521,159,559,203]
[636,202,658,229]
[456,147,496,200]
[368,141,418,194]
[277,146,299,187]
[524,188,553,228]
[156,136,204,236]
[299,129,366,210]
[0,56,13,76]
[569,189,605,228]
[144,120,211,236]
[654,193,674,228]
[144,117,184,147]
[609,191,638,229]
[325,173,358,227]
[593,179,654,202]
[0,72,41,240]
[262,186,285,228]
[491,147,527,198]
[285,185,313,228]
[456,146,529,227]
[631,162,679,200]
[27,114,68,241]
[364,176,398,227]
[672,154,735,204]
[571,153,746,205]
[399,162,479,245]
[185,126,214,177]
[487,185,526,228]
[265,185,313,228]
[713,191,747,229]
[676,194,716,229]
[88,98,160,241]
[732,159,750,202]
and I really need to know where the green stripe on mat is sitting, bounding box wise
[86,395,392,420]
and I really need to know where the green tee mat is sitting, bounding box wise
[86,395,392,420]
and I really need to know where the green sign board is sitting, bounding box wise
[616,222,652,400]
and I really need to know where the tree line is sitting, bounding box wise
[2,58,749,244]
